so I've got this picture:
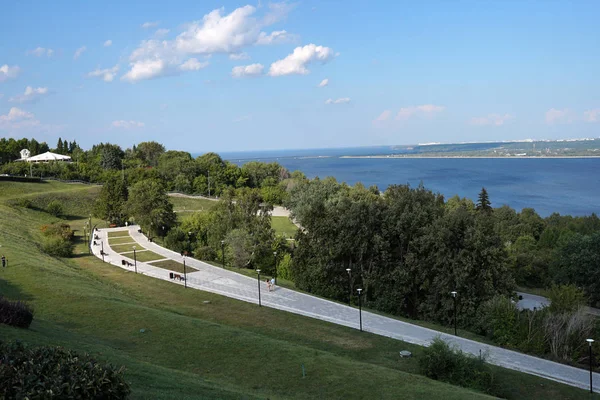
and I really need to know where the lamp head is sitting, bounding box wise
[451,291,457,297]
[346,268,351,273]
[587,338,595,346]
[256,269,261,274]
[357,288,362,294]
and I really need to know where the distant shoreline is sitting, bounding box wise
[340,155,600,159]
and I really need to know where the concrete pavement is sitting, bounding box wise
[92,226,599,392]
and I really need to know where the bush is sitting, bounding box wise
[277,253,293,280]
[41,235,74,257]
[12,198,32,208]
[547,284,586,314]
[477,295,520,346]
[47,199,64,217]
[0,340,131,399]
[41,223,75,240]
[0,297,34,328]
[194,245,217,261]
[419,337,494,393]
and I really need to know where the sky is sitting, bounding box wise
[1,0,599,152]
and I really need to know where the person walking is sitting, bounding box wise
[1,255,6,268]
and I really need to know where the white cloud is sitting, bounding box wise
[584,109,600,123]
[124,4,295,82]
[104,40,113,47]
[142,21,159,29]
[88,65,119,82]
[179,58,209,71]
[111,120,145,129]
[231,63,264,78]
[0,107,40,130]
[256,30,295,45]
[269,44,335,76]
[318,78,329,88]
[9,86,49,103]
[229,52,250,60]
[469,113,513,126]
[396,104,445,120]
[545,108,572,125]
[0,65,21,82]
[325,97,350,104]
[28,47,54,57]
[373,110,391,122]
[155,28,170,37]
[73,46,87,60]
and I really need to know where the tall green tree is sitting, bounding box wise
[126,179,176,238]
[476,187,492,213]
[94,175,129,225]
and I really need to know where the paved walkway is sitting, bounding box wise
[92,227,598,392]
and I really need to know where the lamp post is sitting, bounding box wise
[133,246,137,274]
[346,268,352,305]
[357,288,363,332]
[273,251,278,284]
[221,240,225,268]
[101,240,105,263]
[150,222,153,241]
[587,338,595,394]
[256,269,262,307]
[183,254,187,289]
[451,291,457,336]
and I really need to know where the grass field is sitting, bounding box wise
[149,259,199,274]
[109,236,136,245]
[271,216,298,237]
[169,195,217,212]
[108,230,130,238]
[120,250,165,263]
[110,243,143,253]
[0,181,596,400]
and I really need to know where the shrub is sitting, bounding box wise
[47,199,64,217]
[419,337,494,393]
[194,245,217,261]
[277,253,293,280]
[41,223,75,240]
[0,340,131,399]
[547,284,586,314]
[477,295,520,346]
[41,235,74,257]
[13,198,32,208]
[0,297,34,328]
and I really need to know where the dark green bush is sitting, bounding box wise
[12,197,32,208]
[41,235,74,257]
[419,337,494,394]
[0,341,131,399]
[0,297,34,328]
[47,199,64,217]
[194,245,217,261]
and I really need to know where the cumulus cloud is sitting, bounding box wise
[111,120,145,129]
[73,46,87,60]
[373,110,392,123]
[142,21,159,29]
[545,108,572,125]
[231,63,264,78]
[9,86,49,103]
[104,40,113,47]
[28,47,54,57]
[0,65,21,82]
[179,58,209,71]
[584,109,600,123]
[325,97,350,104]
[155,29,170,37]
[0,107,40,130]
[229,52,250,60]
[469,113,513,126]
[269,44,335,76]
[318,78,329,87]
[88,65,119,82]
[124,4,295,82]
[396,104,445,120]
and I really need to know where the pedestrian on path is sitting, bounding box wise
[270,278,276,291]
[266,279,272,291]
[1,255,6,268]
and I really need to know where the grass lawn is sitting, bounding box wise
[271,216,298,237]
[123,250,166,263]
[169,195,217,212]
[149,259,199,274]
[110,243,143,253]
[0,181,596,400]
[108,230,130,238]
[108,236,135,245]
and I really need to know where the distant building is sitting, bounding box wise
[17,149,72,163]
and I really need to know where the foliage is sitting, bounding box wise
[41,235,74,257]
[94,175,129,225]
[126,179,177,238]
[46,199,64,217]
[0,341,130,399]
[194,245,217,261]
[225,228,253,268]
[0,297,34,328]
[547,284,586,314]
[477,295,520,346]
[419,338,494,394]
[135,141,165,167]
[475,187,492,213]
[276,253,293,280]
[41,223,75,241]
[543,309,594,361]
[12,197,32,208]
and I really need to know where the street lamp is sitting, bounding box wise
[101,240,105,263]
[256,269,262,307]
[451,291,458,336]
[273,251,278,284]
[221,240,225,268]
[346,268,352,305]
[133,246,137,274]
[587,338,595,394]
[183,253,187,289]
[357,288,363,332]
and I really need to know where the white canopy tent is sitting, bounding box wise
[25,151,72,163]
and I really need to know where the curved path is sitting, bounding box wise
[92,226,598,392]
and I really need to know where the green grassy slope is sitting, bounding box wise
[271,216,298,237]
[0,181,594,400]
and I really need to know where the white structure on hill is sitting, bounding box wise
[17,150,72,163]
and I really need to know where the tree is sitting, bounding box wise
[136,141,165,167]
[56,138,64,154]
[476,187,492,213]
[126,179,176,238]
[225,228,253,268]
[94,175,129,225]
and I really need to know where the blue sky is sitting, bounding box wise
[1,0,599,152]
